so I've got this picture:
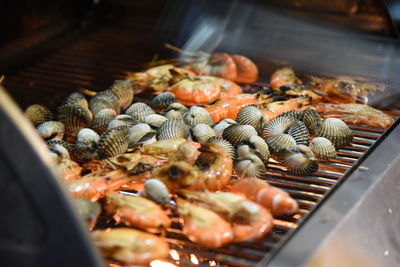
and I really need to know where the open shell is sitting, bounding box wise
[206,136,236,159]
[127,123,157,147]
[261,115,296,138]
[91,108,117,134]
[97,126,129,159]
[236,105,268,133]
[157,119,190,140]
[316,118,353,148]
[234,154,267,179]
[183,106,214,127]
[125,102,155,122]
[310,137,337,160]
[288,120,309,145]
[276,144,319,175]
[222,124,258,147]
[25,104,53,126]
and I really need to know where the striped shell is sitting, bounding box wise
[36,121,65,140]
[144,114,168,129]
[266,133,297,153]
[206,136,236,159]
[157,119,190,140]
[91,108,117,134]
[261,116,296,138]
[108,115,140,130]
[276,144,319,175]
[237,135,270,164]
[213,119,237,137]
[25,104,53,126]
[183,106,214,127]
[109,80,134,110]
[234,154,267,179]
[97,126,129,159]
[191,124,216,144]
[310,137,337,160]
[288,120,309,145]
[161,103,188,119]
[316,118,353,148]
[46,139,73,154]
[222,124,258,147]
[236,105,268,133]
[72,141,98,162]
[89,90,120,115]
[151,92,177,111]
[63,92,88,108]
[77,128,100,143]
[125,102,155,122]
[48,143,70,159]
[277,110,303,120]
[144,179,171,205]
[127,123,156,147]
[301,108,322,136]
[57,104,92,137]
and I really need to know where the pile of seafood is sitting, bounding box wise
[24,51,395,266]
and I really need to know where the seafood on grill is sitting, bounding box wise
[97,126,129,159]
[74,198,101,229]
[310,137,337,160]
[161,102,188,119]
[49,142,82,182]
[315,103,394,129]
[150,91,177,111]
[125,102,155,122]
[183,106,214,126]
[190,123,216,144]
[229,178,299,216]
[144,178,171,205]
[207,136,236,159]
[217,77,243,98]
[222,124,258,147]
[234,154,267,179]
[236,105,269,133]
[316,118,353,148]
[213,118,237,137]
[92,228,170,265]
[91,108,117,134]
[157,118,190,140]
[36,121,65,140]
[25,104,53,126]
[237,135,270,164]
[57,103,93,137]
[275,144,319,175]
[104,192,171,231]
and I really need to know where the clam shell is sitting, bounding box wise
[144,179,170,205]
[157,119,190,140]
[63,92,88,108]
[91,108,117,133]
[89,90,120,115]
[183,106,214,127]
[161,103,188,119]
[108,114,140,130]
[213,119,237,137]
[234,154,267,179]
[71,141,98,162]
[276,110,303,120]
[125,102,155,122]
[316,118,353,148]
[237,135,270,164]
[222,124,258,147]
[310,137,337,160]
[77,128,100,143]
[57,104,93,137]
[261,116,296,138]
[36,121,65,140]
[191,124,216,144]
[266,133,296,153]
[287,120,309,145]
[109,80,134,110]
[97,126,129,159]
[151,92,177,111]
[206,136,236,159]
[144,114,168,129]
[128,123,156,147]
[236,105,268,133]
[25,104,53,126]
[301,108,322,135]
[48,143,70,159]
[47,139,73,154]
[276,144,318,175]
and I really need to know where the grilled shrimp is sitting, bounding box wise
[216,77,243,99]
[231,54,259,83]
[104,192,171,231]
[261,96,311,118]
[181,190,273,242]
[315,103,394,129]
[229,178,299,216]
[270,67,302,89]
[177,199,233,248]
[142,138,200,163]
[68,169,131,201]
[92,228,169,265]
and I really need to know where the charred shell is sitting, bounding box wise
[191,124,216,144]
[36,121,65,140]
[316,118,353,148]
[109,80,134,110]
[57,104,93,137]
[266,133,297,153]
[310,137,337,160]
[261,115,296,138]
[91,108,117,134]
[183,106,214,127]
[151,92,177,111]
[234,154,267,179]
[157,119,190,140]
[300,108,322,136]
[206,136,236,159]
[236,105,268,133]
[97,126,129,159]
[125,102,155,122]
[25,104,53,126]
[213,119,237,137]
[222,124,258,147]
[276,144,319,175]
[287,120,309,145]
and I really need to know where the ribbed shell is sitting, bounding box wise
[25,104,53,126]
[310,137,337,160]
[97,126,129,159]
[63,92,88,108]
[234,154,267,179]
[276,110,303,120]
[162,103,188,119]
[144,179,170,205]
[261,116,296,138]
[91,108,117,134]
[127,123,156,147]
[206,136,236,159]
[77,128,100,143]
[276,144,319,175]
[157,119,190,140]
[266,133,297,153]
[183,106,214,127]
[57,104,92,137]
[222,124,258,147]
[109,80,134,110]
[236,105,268,133]
[144,114,168,129]
[213,119,237,138]
[125,102,155,122]
[288,120,309,145]
[46,139,73,153]
[72,141,98,162]
[301,108,322,136]
[89,90,120,115]
[237,135,270,164]
[108,115,140,130]
[36,121,65,140]
[151,92,177,111]
[316,118,353,148]
[191,124,216,144]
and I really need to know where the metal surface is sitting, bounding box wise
[0,86,105,267]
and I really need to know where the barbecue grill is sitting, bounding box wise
[1,0,400,266]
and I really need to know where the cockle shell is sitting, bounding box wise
[71,141,98,162]
[25,104,53,126]
[183,106,214,127]
[310,137,337,160]
[237,135,270,164]
[108,114,140,130]
[97,126,129,159]
[266,133,297,153]
[206,136,236,159]
[77,128,100,143]
[276,110,303,120]
[191,124,216,144]
[151,92,177,111]
[47,139,73,154]
[213,119,237,137]
[316,118,353,148]
[125,102,155,122]
[276,144,319,175]
[109,80,134,110]
[144,114,168,129]
[161,103,188,119]
[89,90,120,115]
[261,115,297,138]
[63,92,88,108]
[236,105,268,133]
[222,124,258,147]
[234,154,267,179]
[57,104,93,137]
[301,108,322,136]
[288,120,309,145]
[36,121,65,140]
[91,108,117,134]
[144,179,171,205]
[157,119,190,140]
[127,123,156,147]
[48,143,70,159]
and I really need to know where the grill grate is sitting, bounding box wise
[2,4,400,267]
